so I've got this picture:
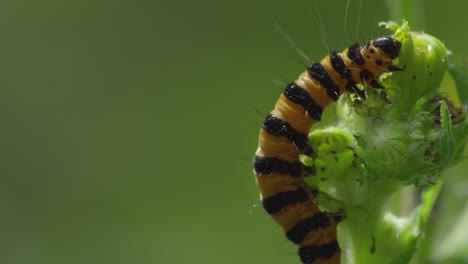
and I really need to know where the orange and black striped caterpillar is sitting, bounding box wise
[253,37,402,264]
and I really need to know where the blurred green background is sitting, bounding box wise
[0,0,467,263]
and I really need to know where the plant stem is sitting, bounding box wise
[385,0,426,30]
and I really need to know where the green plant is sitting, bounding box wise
[301,21,467,264]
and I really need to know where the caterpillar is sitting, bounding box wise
[253,37,402,264]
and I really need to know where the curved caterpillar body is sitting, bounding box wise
[253,37,402,264]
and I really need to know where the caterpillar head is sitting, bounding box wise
[362,37,402,74]
[372,37,401,60]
